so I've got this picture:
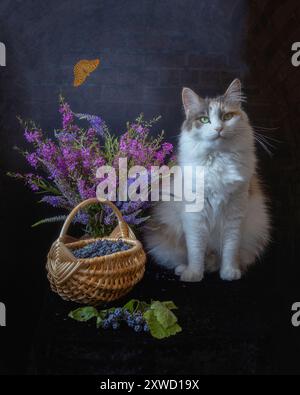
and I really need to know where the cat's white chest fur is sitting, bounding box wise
[203,152,246,200]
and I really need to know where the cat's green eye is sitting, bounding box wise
[200,116,210,124]
[223,112,234,121]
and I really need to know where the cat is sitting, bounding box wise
[144,79,270,282]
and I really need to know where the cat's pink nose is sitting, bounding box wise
[215,126,223,132]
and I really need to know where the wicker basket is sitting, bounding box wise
[46,198,147,305]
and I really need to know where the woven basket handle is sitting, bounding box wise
[59,198,130,239]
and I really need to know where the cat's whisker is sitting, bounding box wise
[254,134,273,156]
[253,132,281,144]
[252,125,279,131]
[254,132,278,148]
[255,133,275,147]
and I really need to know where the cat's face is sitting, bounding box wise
[182,79,249,149]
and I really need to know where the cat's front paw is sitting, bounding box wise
[180,267,204,282]
[220,266,242,281]
[175,264,187,276]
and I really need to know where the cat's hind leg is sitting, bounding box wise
[240,180,270,270]
[144,224,187,271]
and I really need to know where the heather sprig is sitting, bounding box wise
[8,98,175,236]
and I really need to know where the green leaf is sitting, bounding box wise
[144,308,182,340]
[165,323,182,337]
[144,301,182,339]
[151,301,177,329]
[139,301,150,313]
[144,309,166,340]
[32,215,67,227]
[68,307,99,322]
[161,301,178,310]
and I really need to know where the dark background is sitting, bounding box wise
[0,0,300,375]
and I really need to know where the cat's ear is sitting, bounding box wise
[224,79,244,106]
[182,87,203,116]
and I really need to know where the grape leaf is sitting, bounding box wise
[144,306,182,339]
[162,301,178,310]
[68,306,99,322]
[165,323,182,337]
[151,301,178,329]
[144,309,167,339]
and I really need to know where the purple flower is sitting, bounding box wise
[28,182,39,192]
[120,200,145,214]
[162,142,173,154]
[62,147,79,172]
[155,150,166,163]
[26,152,38,168]
[123,212,148,225]
[38,141,57,162]
[45,156,67,180]
[59,103,74,130]
[119,140,127,152]
[77,179,96,199]
[56,131,76,144]
[94,157,105,168]
[56,156,68,176]
[89,117,104,136]
[75,113,105,136]
[81,148,92,169]
[24,129,41,144]
[131,123,148,134]
[24,173,40,191]
[104,214,114,226]
[87,128,96,142]
[40,195,68,208]
[73,212,89,225]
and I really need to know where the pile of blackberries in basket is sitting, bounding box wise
[72,239,132,259]
[103,308,149,333]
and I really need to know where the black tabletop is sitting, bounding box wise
[29,257,287,375]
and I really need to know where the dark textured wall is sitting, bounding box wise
[0,0,299,374]
[0,0,249,139]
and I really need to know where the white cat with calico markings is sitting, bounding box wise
[144,79,270,282]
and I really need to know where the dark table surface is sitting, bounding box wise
[29,247,299,375]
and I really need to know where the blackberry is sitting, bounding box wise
[126,315,135,328]
[107,314,115,323]
[72,239,132,259]
[102,319,110,329]
[114,308,123,318]
[134,314,144,325]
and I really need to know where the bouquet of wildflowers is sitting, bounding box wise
[8,97,175,237]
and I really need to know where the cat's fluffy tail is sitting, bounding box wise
[240,175,271,269]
